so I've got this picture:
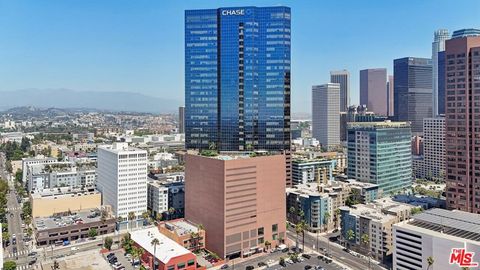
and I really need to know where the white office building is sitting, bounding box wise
[393,208,480,270]
[312,83,340,150]
[97,142,148,218]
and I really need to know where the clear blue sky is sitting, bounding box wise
[1,0,479,113]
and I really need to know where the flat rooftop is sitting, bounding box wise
[34,208,104,231]
[130,227,191,263]
[31,186,98,199]
[347,121,410,129]
[98,142,146,153]
[408,208,480,241]
[162,219,200,236]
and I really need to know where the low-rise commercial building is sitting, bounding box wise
[393,209,480,270]
[31,187,101,217]
[344,179,380,204]
[131,227,201,270]
[392,194,446,209]
[158,219,206,251]
[34,208,115,246]
[148,173,185,219]
[340,198,414,262]
[26,162,96,192]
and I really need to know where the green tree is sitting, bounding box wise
[264,240,271,250]
[88,228,97,238]
[104,236,113,250]
[168,207,175,220]
[2,232,10,246]
[410,207,424,215]
[128,211,136,229]
[3,261,17,270]
[346,229,355,249]
[427,256,434,270]
[121,233,133,253]
[323,212,331,231]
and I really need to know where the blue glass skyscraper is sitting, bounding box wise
[185,6,291,151]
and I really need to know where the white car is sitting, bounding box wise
[71,247,79,251]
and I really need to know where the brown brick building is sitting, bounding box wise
[185,153,286,259]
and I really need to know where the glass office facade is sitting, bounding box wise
[185,6,291,151]
[347,122,412,195]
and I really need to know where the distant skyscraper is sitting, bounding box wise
[330,70,350,112]
[451,28,480,38]
[423,117,445,179]
[445,32,480,213]
[393,57,433,133]
[347,121,412,195]
[437,51,446,115]
[97,143,148,219]
[387,75,394,116]
[359,68,388,116]
[339,105,387,141]
[184,6,291,152]
[179,106,185,134]
[312,83,340,150]
[432,29,450,117]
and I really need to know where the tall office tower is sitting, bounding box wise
[451,28,480,38]
[312,83,340,150]
[185,153,286,259]
[393,57,433,134]
[347,121,412,195]
[330,70,350,112]
[422,117,445,180]
[437,51,446,115]
[179,106,185,134]
[359,68,388,116]
[387,75,394,116]
[432,29,450,117]
[444,31,480,213]
[185,6,291,152]
[97,142,148,218]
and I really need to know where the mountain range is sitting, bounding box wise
[0,89,180,113]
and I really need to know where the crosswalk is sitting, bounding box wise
[17,264,32,270]
[5,249,28,258]
[6,207,20,211]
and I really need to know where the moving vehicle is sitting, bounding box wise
[302,254,311,259]
[220,264,229,269]
[245,265,254,270]
[304,265,312,270]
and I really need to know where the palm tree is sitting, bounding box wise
[334,208,341,229]
[151,238,160,268]
[289,206,296,222]
[295,222,302,250]
[128,212,136,230]
[427,256,434,270]
[346,229,355,250]
[168,207,175,220]
[190,232,200,251]
[323,212,331,232]
[141,211,150,225]
[197,223,205,231]
[295,220,307,252]
[208,142,216,150]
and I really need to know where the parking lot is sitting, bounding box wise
[226,250,346,270]
[103,249,137,270]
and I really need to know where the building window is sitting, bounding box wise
[178,263,186,269]
[187,260,195,266]
[272,234,278,240]
[258,227,264,236]
[258,237,264,244]
[272,224,278,232]
[167,266,175,270]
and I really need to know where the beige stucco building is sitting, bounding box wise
[31,187,102,217]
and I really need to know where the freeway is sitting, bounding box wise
[286,228,385,270]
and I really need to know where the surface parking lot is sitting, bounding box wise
[103,249,137,270]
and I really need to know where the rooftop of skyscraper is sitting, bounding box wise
[452,28,480,38]
[347,120,410,129]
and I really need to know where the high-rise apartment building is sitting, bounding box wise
[97,142,148,218]
[359,68,388,116]
[347,121,412,195]
[330,70,350,112]
[432,29,450,117]
[444,31,480,213]
[387,75,394,116]
[312,83,340,150]
[179,106,185,134]
[184,6,291,152]
[185,152,286,259]
[393,57,433,134]
[423,117,445,179]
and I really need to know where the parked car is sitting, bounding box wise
[220,264,229,269]
[246,265,254,270]
[107,253,115,259]
[258,262,267,267]
[28,251,37,257]
[304,265,312,270]
[302,254,311,259]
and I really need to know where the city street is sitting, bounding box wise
[286,228,385,270]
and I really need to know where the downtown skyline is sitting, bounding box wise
[1,0,480,114]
